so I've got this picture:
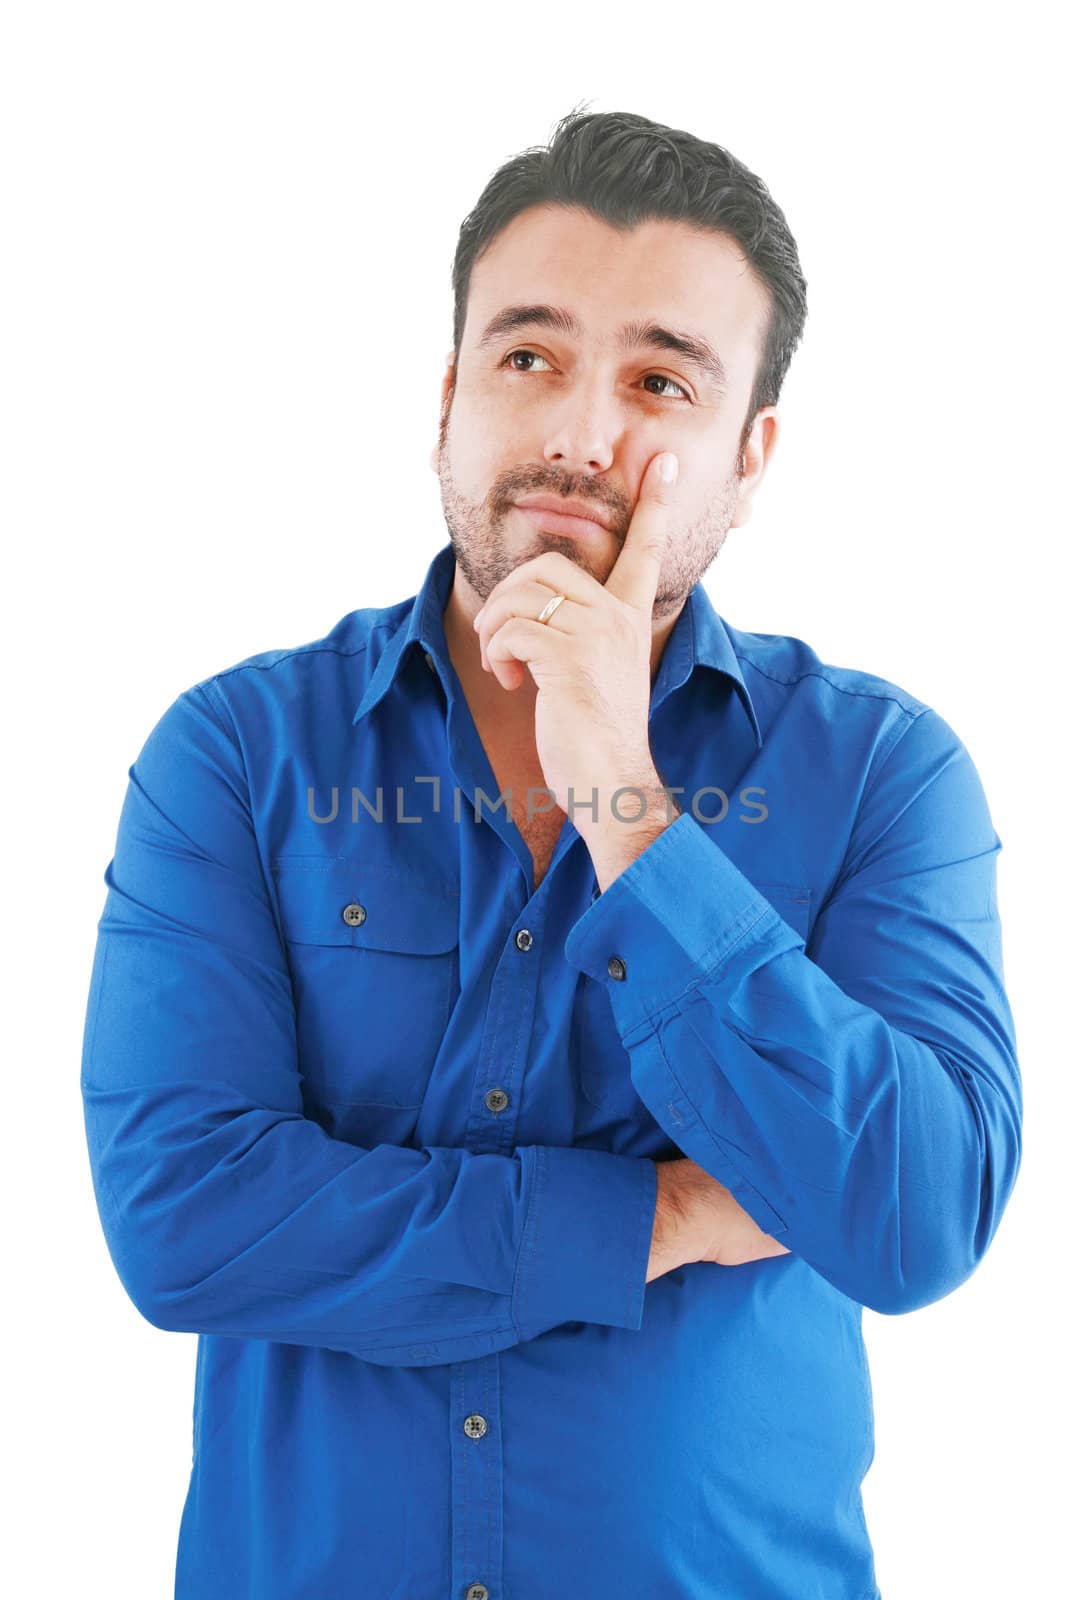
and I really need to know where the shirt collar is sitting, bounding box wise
[351,542,762,750]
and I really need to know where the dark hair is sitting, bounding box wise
[450,105,808,462]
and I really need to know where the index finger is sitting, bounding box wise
[603,451,677,614]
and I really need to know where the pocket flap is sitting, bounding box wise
[272,857,460,954]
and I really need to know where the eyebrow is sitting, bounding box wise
[474,302,729,393]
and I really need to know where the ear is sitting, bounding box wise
[731,407,779,529]
[429,351,457,473]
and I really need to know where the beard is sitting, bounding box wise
[435,402,743,623]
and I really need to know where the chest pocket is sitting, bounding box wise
[273,856,460,1120]
[578,879,811,1112]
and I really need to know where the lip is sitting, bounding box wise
[514,494,615,538]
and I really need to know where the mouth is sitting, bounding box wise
[513,504,613,540]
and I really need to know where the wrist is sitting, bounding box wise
[646,1161,694,1282]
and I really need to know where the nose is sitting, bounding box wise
[541,374,620,474]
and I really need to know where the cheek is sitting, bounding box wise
[456,382,522,449]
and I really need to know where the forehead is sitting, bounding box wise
[466,203,768,367]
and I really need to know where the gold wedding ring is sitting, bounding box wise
[536,593,566,625]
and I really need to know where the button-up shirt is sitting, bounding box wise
[80,541,1022,1599]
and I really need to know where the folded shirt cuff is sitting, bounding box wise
[563,810,804,1039]
[513,1144,658,1340]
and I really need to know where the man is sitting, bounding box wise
[80,108,1022,1599]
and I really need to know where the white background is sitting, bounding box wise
[3,3,1060,1595]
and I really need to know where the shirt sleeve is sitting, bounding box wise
[563,706,1022,1315]
[80,684,658,1368]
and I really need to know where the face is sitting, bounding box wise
[431,203,778,623]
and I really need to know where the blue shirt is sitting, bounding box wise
[81,540,1022,1599]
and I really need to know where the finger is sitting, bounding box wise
[478,549,606,611]
[603,450,676,615]
[484,615,568,691]
[474,580,581,668]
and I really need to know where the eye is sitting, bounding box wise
[502,350,692,402]
[503,349,551,373]
[642,373,691,401]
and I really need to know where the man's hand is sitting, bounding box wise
[646,1157,792,1283]
[471,451,678,840]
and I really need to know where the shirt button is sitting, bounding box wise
[607,955,627,981]
[485,1088,509,1114]
[463,1413,488,1440]
[423,649,437,675]
[514,928,534,952]
[341,902,366,927]
[465,1586,489,1600]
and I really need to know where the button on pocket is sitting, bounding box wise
[272,856,460,1124]
[577,879,811,1111]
